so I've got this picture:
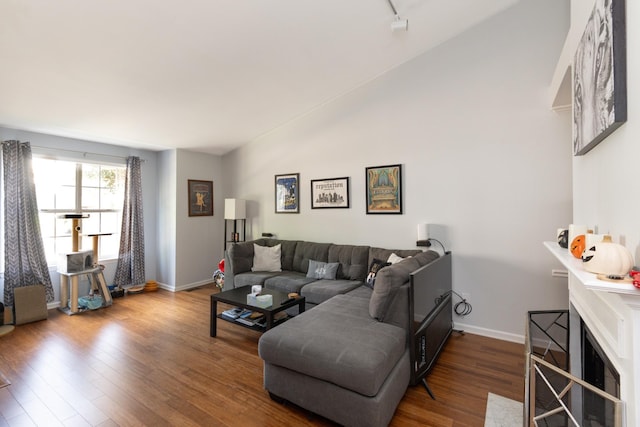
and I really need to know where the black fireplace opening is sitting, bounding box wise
[581,320,620,426]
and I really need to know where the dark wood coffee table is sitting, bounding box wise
[210,285,305,337]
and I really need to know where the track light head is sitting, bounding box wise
[390,15,408,32]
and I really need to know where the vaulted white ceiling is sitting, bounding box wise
[0,0,519,155]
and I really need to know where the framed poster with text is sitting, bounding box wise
[311,177,349,209]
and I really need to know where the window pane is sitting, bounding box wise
[56,236,73,257]
[56,186,76,210]
[82,187,99,210]
[101,166,124,192]
[33,158,76,186]
[35,184,55,210]
[101,212,121,234]
[101,188,122,210]
[99,234,120,260]
[38,212,56,239]
[82,163,100,187]
[33,157,125,267]
[80,214,98,235]
[57,217,73,238]
[42,237,56,265]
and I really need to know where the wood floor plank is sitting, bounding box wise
[0,285,524,426]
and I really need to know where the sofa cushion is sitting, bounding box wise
[306,260,339,280]
[369,251,440,321]
[301,279,363,304]
[328,244,369,281]
[345,284,373,300]
[368,247,421,269]
[258,294,406,397]
[292,241,331,274]
[227,241,257,274]
[252,243,282,272]
[234,272,282,288]
[264,272,317,294]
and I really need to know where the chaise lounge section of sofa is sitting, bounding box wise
[225,239,446,427]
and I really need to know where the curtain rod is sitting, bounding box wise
[29,145,146,162]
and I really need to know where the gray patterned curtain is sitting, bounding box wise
[114,156,145,288]
[2,140,54,306]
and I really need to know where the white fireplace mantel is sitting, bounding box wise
[545,241,640,427]
[545,241,640,299]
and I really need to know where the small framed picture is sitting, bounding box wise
[275,173,300,213]
[188,180,213,216]
[311,177,349,209]
[365,164,402,214]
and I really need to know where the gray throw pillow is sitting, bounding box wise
[306,259,339,280]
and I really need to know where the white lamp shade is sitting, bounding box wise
[417,223,429,241]
[224,199,246,219]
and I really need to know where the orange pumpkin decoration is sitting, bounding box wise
[570,235,586,259]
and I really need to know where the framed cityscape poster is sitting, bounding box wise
[275,173,300,213]
[188,179,213,216]
[365,164,402,214]
[311,177,349,209]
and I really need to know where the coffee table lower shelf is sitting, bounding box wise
[216,313,290,333]
[210,286,305,337]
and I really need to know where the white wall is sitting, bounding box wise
[222,0,573,342]
[0,127,159,302]
[157,148,225,291]
[174,149,225,290]
[570,0,640,259]
[157,149,178,288]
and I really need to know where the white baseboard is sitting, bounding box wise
[454,321,525,345]
[171,279,212,292]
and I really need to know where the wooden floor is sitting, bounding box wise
[0,285,525,426]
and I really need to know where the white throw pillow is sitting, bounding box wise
[252,244,282,272]
[387,253,407,264]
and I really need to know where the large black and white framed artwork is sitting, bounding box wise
[573,0,626,156]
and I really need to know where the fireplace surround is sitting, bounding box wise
[543,242,640,426]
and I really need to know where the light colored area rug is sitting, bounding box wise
[484,392,523,427]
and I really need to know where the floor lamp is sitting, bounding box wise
[224,199,246,251]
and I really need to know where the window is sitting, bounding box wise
[33,157,126,266]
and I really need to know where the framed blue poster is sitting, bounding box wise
[275,173,299,213]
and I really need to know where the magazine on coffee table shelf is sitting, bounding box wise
[221,307,243,320]
[221,307,269,326]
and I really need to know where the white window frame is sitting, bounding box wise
[33,155,125,267]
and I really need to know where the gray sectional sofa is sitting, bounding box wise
[225,238,443,427]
